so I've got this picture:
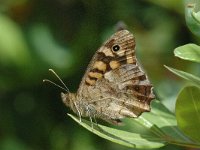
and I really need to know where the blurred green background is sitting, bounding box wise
[0,0,198,150]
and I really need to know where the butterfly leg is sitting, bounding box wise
[74,102,82,122]
[93,114,98,126]
[86,104,99,129]
[86,105,94,129]
[89,115,94,129]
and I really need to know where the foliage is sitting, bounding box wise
[176,86,200,142]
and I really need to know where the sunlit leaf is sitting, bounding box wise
[136,101,199,148]
[165,65,200,87]
[185,1,200,37]
[0,13,31,66]
[138,101,185,140]
[176,86,200,142]
[68,100,200,148]
[174,44,200,63]
[68,114,166,149]
[192,11,200,24]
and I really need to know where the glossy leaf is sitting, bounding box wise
[68,114,166,149]
[176,86,200,142]
[185,1,200,37]
[165,65,200,87]
[192,11,200,24]
[68,100,200,148]
[174,44,200,63]
[138,101,186,141]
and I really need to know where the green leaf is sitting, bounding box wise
[68,113,166,149]
[137,101,199,148]
[0,13,31,66]
[174,44,200,63]
[192,11,200,24]
[185,1,200,37]
[165,65,200,87]
[176,86,200,142]
[68,100,200,148]
[138,101,186,141]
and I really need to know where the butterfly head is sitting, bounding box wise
[61,92,77,112]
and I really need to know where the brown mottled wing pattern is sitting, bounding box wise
[77,30,155,124]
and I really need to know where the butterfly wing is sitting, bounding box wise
[77,30,155,124]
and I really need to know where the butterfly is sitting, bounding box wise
[47,30,155,125]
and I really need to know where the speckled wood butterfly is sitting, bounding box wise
[45,30,155,125]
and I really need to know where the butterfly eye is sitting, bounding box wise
[112,45,120,52]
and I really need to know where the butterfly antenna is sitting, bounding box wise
[43,69,70,93]
[43,79,68,92]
